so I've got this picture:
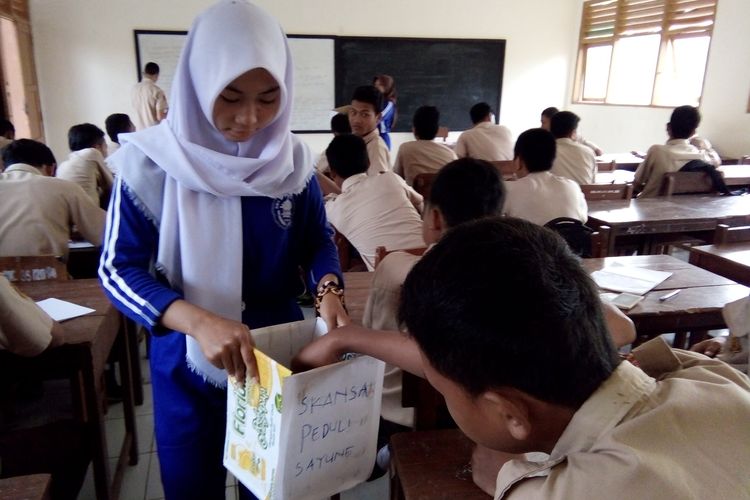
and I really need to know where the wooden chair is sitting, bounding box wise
[715,224,750,245]
[490,160,517,180]
[739,155,750,165]
[435,126,449,142]
[580,183,633,201]
[332,229,366,272]
[0,256,68,283]
[590,226,611,258]
[544,218,595,257]
[596,160,617,172]
[412,172,436,199]
[373,246,428,269]
[659,171,715,196]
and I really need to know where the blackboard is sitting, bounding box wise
[335,37,505,132]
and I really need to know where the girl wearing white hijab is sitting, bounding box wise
[99,1,348,498]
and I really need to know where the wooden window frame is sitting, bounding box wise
[573,0,718,108]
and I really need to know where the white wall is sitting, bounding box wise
[30,0,577,161]
[568,0,750,157]
[30,0,749,162]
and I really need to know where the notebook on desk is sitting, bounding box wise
[591,265,672,295]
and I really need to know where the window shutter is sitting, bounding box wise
[667,0,717,35]
[581,0,618,45]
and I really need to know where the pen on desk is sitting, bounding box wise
[659,289,681,301]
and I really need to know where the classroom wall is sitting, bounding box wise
[29,0,577,161]
[29,0,749,162]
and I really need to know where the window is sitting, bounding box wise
[574,0,717,107]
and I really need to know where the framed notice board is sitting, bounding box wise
[335,37,505,132]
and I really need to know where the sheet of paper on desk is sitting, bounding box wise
[68,241,95,249]
[591,265,672,295]
[36,298,96,321]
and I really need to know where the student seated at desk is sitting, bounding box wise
[541,107,602,156]
[324,134,424,271]
[456,102,513,161]
[393,105,457,185]
[56,123,114,208]
[634,105,718,197]
[0,275,64,356]
[365,157,505,428]
[104,112,135,160]
[315,112,351,176]
[503,128,587,226]
[295,217,750,500]
[347,85,391,176]
[550,111,596,185]
[0,139,105,258]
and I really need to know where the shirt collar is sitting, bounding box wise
[666,138,691,146]
[3,163,43,176]
[474,121,493,129]
[550,361,656,459]
[340,172,368,192]
[362,128,380,144]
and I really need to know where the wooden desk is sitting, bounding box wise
[3,279,138,500]
[587,195,750,255]
[390,429,488,500]
[343,271,373,325]
[689,242,750,287]
[596,153,642,171]
[0,473,51,500]
[583,255,749,343]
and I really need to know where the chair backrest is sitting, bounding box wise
[715,224,750,245]
[436,126,449,142]
[659,171,715,196]
[739,155,750,165]
[580,183,633,201]
[412,173,437,199]
[596,160,616,172]
[374,245,428,269]
[489,160,518,180]
[332,229,366,272]
[544,217,595,257]
[0,256,68,283]
[589,225,611,258]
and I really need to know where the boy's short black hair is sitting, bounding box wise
[0,119,14,137]
[412,106,440,140]
[68,123,105,152]
[144,62,160,76]
[326,134,369,179]
[2,139,56,168]
[514,128,556,173]
[541,107,559,119]
[429,158,505,227]
[669,105,701,139]
[550,111,580,139]
[351,85,384,114]
[104,113,133,144]
[400,217,620,408]
[469,102,492,124]
[330,113,351,135]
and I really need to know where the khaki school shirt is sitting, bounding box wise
[0,164,105,258]
[494,338,750,499]
[551,138,597,185]
[131,77,168,130]
[0,275,53,356]
[362,128,391,176]
[634,139,712,197]
[393,140,457,185]
[455,122,513,161]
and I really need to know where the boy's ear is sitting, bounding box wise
[481,390,531,442]
[432,207,447,234]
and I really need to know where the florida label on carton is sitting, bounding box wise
[224,318,385,500]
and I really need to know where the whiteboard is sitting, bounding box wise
[133,31,335,132]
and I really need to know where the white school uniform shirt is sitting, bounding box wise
[455,121,513,161]
[633,139,712,197]
[551,138,597,185]
[503,171,588,226]
[324,172,424,271]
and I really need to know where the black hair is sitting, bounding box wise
[541,107,559,119]
[330,113,352,135]
[104,113,133,144]
[412,106,440,140]
[2,139,56,168]
[469,102,492,124]
[0,118,14,137]
[144,62,160,76]
[68,123,105,152]
[669,105,701,139]
[400,217,620,408]
[326,134,369,179]
[428,158,505,227]
[514,128,556,173]
[351,85,384,114]
[550,111,580,139]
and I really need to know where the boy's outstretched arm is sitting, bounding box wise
[293,324,425,378]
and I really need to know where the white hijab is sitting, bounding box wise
[111,0,313,386]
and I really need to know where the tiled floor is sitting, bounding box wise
[76,321,389,500]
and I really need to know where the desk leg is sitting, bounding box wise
[125,319,144,406]
[118,320,139,464]
[81,352,111,500]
